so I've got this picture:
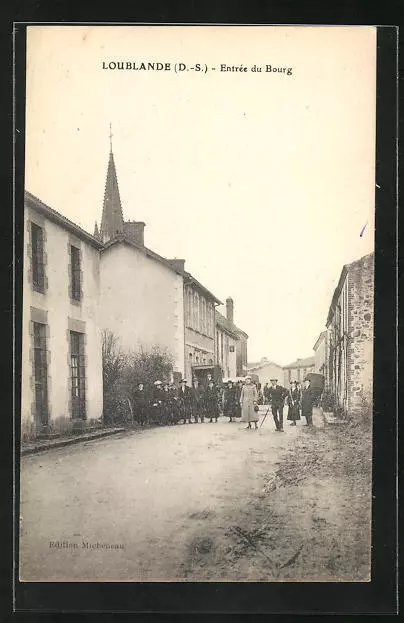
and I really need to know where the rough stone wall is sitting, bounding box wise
[347,253,374,417]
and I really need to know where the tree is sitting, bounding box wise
[102,331,175,426]
[102,330,128,425]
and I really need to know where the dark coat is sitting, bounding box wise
[133,388,148,407]
[223,386,237,415]
[178,385,192,405]
[287,387,301,421]
[191,384,204,405]
[301,388,316,416]
[204,385,219,416]
[267,385,287,406]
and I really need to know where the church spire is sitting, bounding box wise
[99,124,124,243]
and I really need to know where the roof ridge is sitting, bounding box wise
[24,191,104,249]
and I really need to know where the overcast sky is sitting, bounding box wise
[24,26,376,365]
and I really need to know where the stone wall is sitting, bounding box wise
[347,253,374,417]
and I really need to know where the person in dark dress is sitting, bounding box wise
[133,382,148,426]
[151,380,164,425]
[178,378,192,424]
[169,383,180,424]
[223,380,237,422]
[205,380,219,422]
[191,377,204,423]
[301,378,316,426]
[267,378,288,432]
[287,380,301,426]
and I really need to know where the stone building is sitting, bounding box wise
[325,252,374,417]
[283,356,315,386]
[247,357,284,387]
[21,192,104,439]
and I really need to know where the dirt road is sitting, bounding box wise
[19,408,371,582]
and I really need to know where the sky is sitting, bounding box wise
[24,25,376,366]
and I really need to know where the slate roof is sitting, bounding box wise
[25,191,104,249]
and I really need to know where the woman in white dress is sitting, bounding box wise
[240,376,259,429]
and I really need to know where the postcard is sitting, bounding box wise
[19,24,376,583]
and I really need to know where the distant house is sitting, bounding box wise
[313,331,327,378]
[283,356,315,386]
[247,357,284,387]
[325,252,374,417]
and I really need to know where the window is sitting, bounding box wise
[31,223,45,291]
[187,289,192,326]
[201,298,206,334]
[33,322,48,425]
[199,296,203,332]
[229,345,235,353]
[70,331,86,419]
[70,245,81,301]
[193,292,198,329]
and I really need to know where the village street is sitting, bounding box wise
[19,407,371,583]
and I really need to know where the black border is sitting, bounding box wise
[8,21,398,615]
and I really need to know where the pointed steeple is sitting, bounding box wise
[94,221,99,239]
[100,124,124,242]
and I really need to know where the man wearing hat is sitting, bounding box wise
[191,377,204,423]
[301,378,316,426]
[267,378,288,432]
[178,378,192,424]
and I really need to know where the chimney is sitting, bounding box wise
[124,221,145,246]
[226,297,234,324]
[168,259,185,273]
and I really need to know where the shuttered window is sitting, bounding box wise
[33,322,48,425]
[70,331,86,419]
[70,245,81,301]
[31,223,45,291]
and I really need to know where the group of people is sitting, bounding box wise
[132,374,236,427]
[259,377,317,432]
[131,374,316,432]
